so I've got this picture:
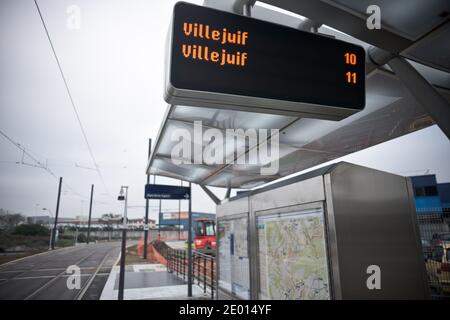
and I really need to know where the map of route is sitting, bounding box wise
[218,217,250,299]
[258,209,330,300]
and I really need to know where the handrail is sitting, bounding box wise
[166,247,216,299]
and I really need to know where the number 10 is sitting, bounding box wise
[345,53,357,65]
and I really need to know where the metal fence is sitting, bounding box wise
[64,229,186,242]
[416,214,450,299]
[166,248,216,299]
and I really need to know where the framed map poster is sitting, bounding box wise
[257,208,330,300]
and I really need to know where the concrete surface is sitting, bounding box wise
[100,263,208,300]
[0,242,121,300]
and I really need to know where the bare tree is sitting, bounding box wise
[0,212,25,229]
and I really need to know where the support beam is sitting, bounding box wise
[369,46,450,140]
[366,46,395,75]
[204,0,255,15]
[388,57,450,140]
[224,186,231,200]
[200,184,221,205]
[368,46,395,67]
[298,19,322,33]
[259,0,412,53]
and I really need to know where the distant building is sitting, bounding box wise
[75,215,89,223]
[27,215,52,225]
[57,217,105,229]
[25,214,157,230]
[127,218,156,230]
[411,175,442,215]
[127,218,144,229]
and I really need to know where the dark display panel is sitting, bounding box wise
[169,2,365,111]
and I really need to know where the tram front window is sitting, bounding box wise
[205,222,215,236]
[195,222,205,236]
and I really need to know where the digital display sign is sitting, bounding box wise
[165,2,366,120]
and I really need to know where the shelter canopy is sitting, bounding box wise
[147,0,450,189]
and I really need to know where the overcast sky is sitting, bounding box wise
[1,0,449,222]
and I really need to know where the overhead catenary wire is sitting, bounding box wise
[1,128,76,194]
[0,128,114,207]
[33,0,112,200]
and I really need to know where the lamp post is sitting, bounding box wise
[187,181,192,297]
[143,139,151,259]
[117,186,128,300]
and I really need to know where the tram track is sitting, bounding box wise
[24,250,97,300]
[0,245,92,287]
[0,242,121,300]
[75,249,113,300]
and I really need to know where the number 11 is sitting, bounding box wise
[346,72,357,84]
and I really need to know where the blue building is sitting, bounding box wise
[410,175,443,216]
[410,175,450,240]
[158,211,215,231]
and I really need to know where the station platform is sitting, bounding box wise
[100,263,207,300]
[165,240,187,250]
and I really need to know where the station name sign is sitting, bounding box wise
[165,2,365,120]
[145,184,191,200]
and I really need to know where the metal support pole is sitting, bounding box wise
[118,229,126,300]
[242,1,252,16]
[51,177,62,250]
[118,186,128,300]
[158,199,161,240]
[178,180,182,240]
[48,225,52,250]
[87,184,94,244]
[225,186,231,200]
[187,182,193,297]
[144,139,152,259]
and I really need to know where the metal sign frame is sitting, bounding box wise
[144,181,194,297]
[144,183,191,200]
[165,2,366,121]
